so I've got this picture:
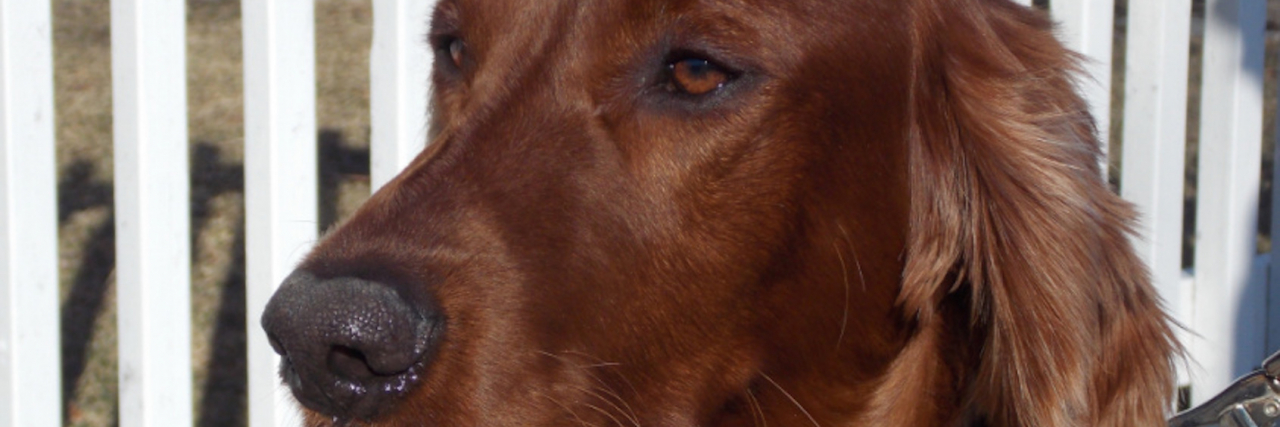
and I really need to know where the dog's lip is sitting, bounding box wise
[279,355,426,424]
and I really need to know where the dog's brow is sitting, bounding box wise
[430,0,461,35]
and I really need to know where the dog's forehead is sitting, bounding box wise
[436,0,828,48]
[432,0,856,96]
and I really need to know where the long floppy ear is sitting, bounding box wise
[899,2,1178,426]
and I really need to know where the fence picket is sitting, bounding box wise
[243,1,317,426]
[1190,0,1268,405]
[0,0,60,425]
[370,0,435,191]
[111,0,194,425]
[1050,0,1115,177]
[1119,0,1192,386]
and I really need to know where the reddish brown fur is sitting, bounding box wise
[287,0,1178,425]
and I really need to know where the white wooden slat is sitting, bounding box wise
[1012,0,1034,6]
[370,0,435,191]
[1118,0,1191,386]
[1050,0,1115,176]
[0,0,60,425]
[111,0,193,425]
[244,1,316,426]
[1191,0,1267,405]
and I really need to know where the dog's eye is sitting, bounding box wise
[448,39,465,68]
[433,36,465,70]
[666,58,730,96]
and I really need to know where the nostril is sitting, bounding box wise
[329,345,376,381]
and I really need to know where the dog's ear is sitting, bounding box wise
[896,2,1177,425]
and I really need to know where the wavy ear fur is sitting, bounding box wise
[898,1,1178,425]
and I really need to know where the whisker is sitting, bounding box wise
[581,400,628,427]
[746,387,768,427]
[834,224,868,351]
[836,224,867,293]
[563,350,641,398]
[536,391,593,427]
[569,383,640,427]
[584,374,641,426]
[761,373,820,427]
[536,350,641,427]
[832,240,850,351]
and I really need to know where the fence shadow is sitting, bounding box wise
[55,130,371,426]
[192,130,370,426]
[190,142,247,427]
[319,129,371,232]
[57,160,115,426]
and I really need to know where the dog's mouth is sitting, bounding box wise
[276,344,427,424]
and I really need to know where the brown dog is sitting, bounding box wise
[261,0,1179,425]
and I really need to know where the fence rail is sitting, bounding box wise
[1,0,1276,425]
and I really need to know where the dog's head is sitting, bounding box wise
[261,1,1177,426]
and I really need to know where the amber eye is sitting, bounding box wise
[667,58,730,96]
[447,38,465,69]
[434,36,465,70]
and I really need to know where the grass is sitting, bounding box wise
[48,0,1280,425]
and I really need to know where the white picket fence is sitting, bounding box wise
[3,0,433,426]
[0,0,1274,425]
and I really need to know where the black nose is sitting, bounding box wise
[261,270,443,421]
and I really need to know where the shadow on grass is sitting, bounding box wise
[319,129,371,231]
[56,130,370,427]
[57,160,116,426]
[190,142,247,427]
[193,130,370,426]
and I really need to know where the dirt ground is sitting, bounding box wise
[47,0,1280,426]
